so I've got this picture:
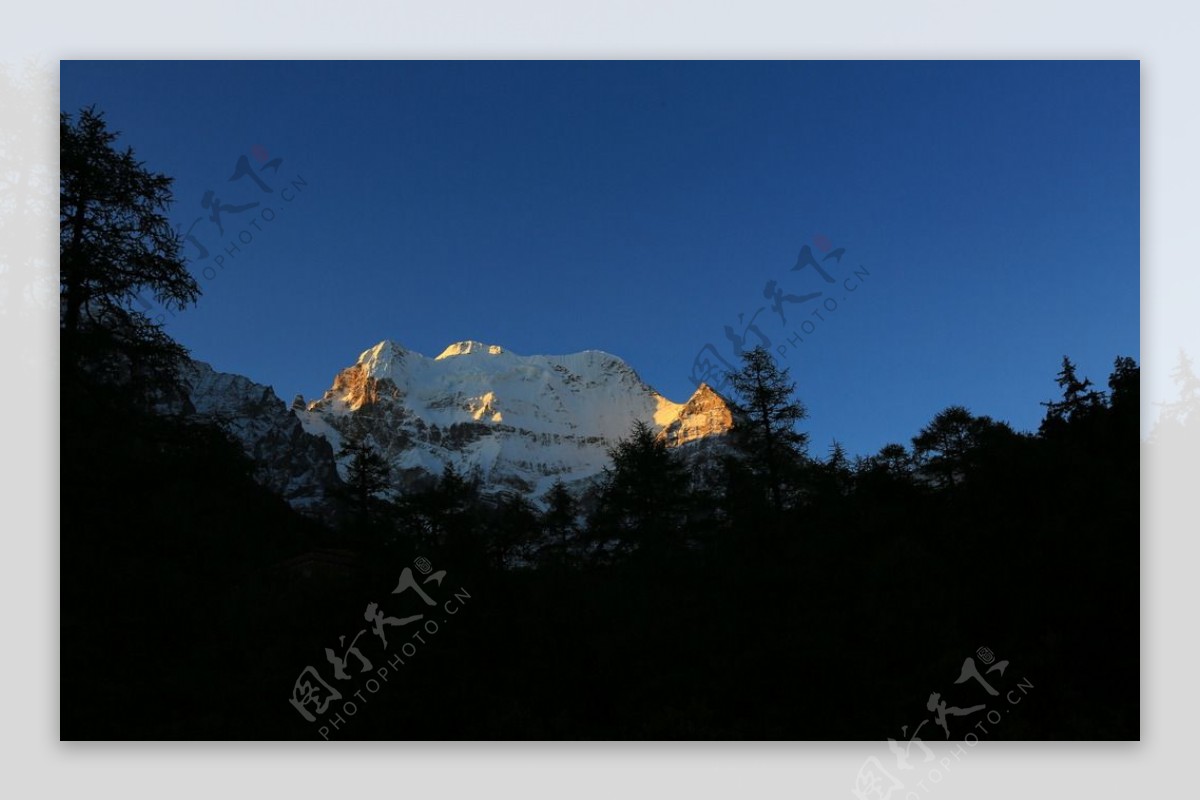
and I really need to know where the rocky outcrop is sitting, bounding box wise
[180,361,342,511]
[656,382,736,447]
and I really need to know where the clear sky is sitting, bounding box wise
[60,60,1139,457]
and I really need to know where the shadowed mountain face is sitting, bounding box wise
[179,361,341,511]
[178,340,736,509]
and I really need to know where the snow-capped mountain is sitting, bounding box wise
[295,340,735,501]
[172,340,736,512]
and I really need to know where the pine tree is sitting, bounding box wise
[912,405,978,489]
[591,420,691,553]
[851,442,916,505]
[338,434,391,527]
[822,439,853,495]
[1107,355,1140,432]
[724,345,809,515]
[874,443,913,476]
[488,492,540,569]
[60,107,200,400]
[541,479,580,562]
[1040,356,1105,435]
[398,462,485,562]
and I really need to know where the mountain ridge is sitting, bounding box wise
[178,339,738,510]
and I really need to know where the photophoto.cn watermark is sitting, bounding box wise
[852,646,1035,800]
[288,555,472,740]
[137,143,309,323]
[686,232,872,395]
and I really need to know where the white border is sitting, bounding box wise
[2,2,1192,798]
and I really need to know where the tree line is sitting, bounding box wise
[336,345,1139,573]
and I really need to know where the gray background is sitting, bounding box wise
[0,1,1186,797]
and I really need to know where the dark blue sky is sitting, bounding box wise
[61,60,1139,457]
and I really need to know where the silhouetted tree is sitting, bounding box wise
[725,345,809,515]
[911,405,1002,489]
[1104,354,1141,445]
[397,462,485,566]
[872,443,914,477]
[590,420,691,554]
[810,439,854,498]
[338,434,391,529]
[488,492,541,568]
[714,450,764,542]
[58,111,334,739]
[540,478,581,563]
[850,442,920,525]
[1108,355,1139,408]
[1040,356,1105,436]
[60,107,199,400]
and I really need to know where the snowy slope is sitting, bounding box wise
[296,340,735,500]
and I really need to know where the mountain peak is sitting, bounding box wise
[436,340,505,360]
[657,381,737,447]
[358,339,409,364]
[692,381,721,398]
